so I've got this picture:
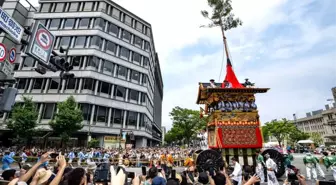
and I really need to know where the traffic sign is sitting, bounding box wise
[26,21,55,65]
[9,48,16,63]
[0,7,24,43]
[36,29,52,50]
[0,59,14,77]
[0,44,7,62]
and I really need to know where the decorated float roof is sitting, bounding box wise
[196,57,269,104]
[196,86,269,104]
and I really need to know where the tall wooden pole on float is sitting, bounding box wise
[220,20,230,62]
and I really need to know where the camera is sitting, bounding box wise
[287,167,300,185]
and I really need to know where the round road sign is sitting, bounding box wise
[0,43,7,62]
[9,48,16,63]
[36,29,52,50]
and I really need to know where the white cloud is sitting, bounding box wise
[23,0,336,131]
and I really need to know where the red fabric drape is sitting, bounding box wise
[221,59,244,88]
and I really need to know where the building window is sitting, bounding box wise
[102,60,114,74]
[142,75,147,85]
[124,15,132,26]
[69,2,79,12]
[113,109,123,125]
[64,19,75,29]
[134,36,142,48]
[133,52,141,64]
[49,78,61,90]
[96,106,107,123]
[146,28,151,36]
[66,78,77,90]
[71,56,83,67]
[90,36,102,50]
[49,19,61,30]
[37,19,47,26]
[120,47,130,60]
[131,70,140,82]
[55,3,65,12]
[129,90,139,101]
[83,2,94,11]
[117,65,127,78]
[98,2,107,13]
[139,114,145,128]
[99,81,111,95]
[79,18,90,29]
[75,36,86,48]
[127,111,137,127]
[111,8,120,19]
[143,57,149,68]
[22,57,35,67]
[33,78,44,89]
[86,56,99,70]
[105,41,116,55]
[136,22,143,32]
[94,18,105,31]
[109,23,119,36]
[81,103,92,121]
[114,86,126,98]
[40,3,51,12]
[83,78,95,91]
[43,103,55,119]
[122,30,131,42]
[144,41,150,51]
[60,37,71,48]
[17,78,27,89]
[141,93,146,103]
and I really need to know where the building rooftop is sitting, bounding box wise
[296,107,336,122]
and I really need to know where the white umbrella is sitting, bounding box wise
[297,140,314,144]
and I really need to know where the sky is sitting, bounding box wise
[26,0,336,130]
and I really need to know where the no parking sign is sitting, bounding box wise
[9,48,16,63]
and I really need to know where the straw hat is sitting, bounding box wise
[36,168,54,185]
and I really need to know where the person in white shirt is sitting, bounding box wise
[265,153,279,185]
[224,80,233,88]
[229,157,242,185]
[208,79,217,88]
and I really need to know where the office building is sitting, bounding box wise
[295,88,336,145]
[0,0,163,148]
[332,87,336,102]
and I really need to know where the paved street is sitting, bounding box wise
[1,153,334,184]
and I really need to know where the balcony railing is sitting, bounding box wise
[326,119,336,126]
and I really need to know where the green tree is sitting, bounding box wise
[49,96,83,148]
[261,126,270,143]
[164,131,175,145]
[263,118,296,146]
[201,0,242,60]
[88,138,100,148]
[288,127,310,144]
[7,96,38,145]
[310,132,324,146]
[169,106,205,146]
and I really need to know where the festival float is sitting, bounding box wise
[192,8,285,179]
[193,51,285,177]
